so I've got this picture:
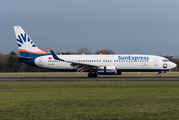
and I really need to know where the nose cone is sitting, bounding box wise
[170,62,177,69]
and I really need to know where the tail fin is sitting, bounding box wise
[14,26,49,57]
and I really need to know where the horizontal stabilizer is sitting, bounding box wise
[7,55,31,60]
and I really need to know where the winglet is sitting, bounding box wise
[49,47,63,61]
[49,47,53,51]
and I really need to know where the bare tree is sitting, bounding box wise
[77,47,92,54]
[94,49,115,54]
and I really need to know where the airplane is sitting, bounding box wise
[14,26,177,77]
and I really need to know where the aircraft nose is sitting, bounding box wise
[170,62,177,69]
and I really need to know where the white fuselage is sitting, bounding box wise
[34,54,176,72]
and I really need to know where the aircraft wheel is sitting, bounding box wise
[157,74,161,77]
[92,73,98,78]
[88,73,93,78]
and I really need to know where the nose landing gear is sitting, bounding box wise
[157,73,161,77]
[157,71,166,77]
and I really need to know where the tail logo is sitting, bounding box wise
[17,33,36,48]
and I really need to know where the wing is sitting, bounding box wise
[49,47,101,72]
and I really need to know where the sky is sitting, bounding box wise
[0,0,179,55]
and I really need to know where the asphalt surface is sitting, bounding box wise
[0,77,179,81]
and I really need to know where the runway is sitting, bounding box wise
[0,77,179,81]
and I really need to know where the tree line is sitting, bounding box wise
[1,48,179,72]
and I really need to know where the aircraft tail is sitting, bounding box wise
[14,26,49,57]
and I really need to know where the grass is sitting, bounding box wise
[0,72,179,77]
[0,81,179,119]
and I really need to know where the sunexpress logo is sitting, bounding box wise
[17,33,36,48]
[118,56,149,61]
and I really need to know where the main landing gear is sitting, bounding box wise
[88,72,98,78]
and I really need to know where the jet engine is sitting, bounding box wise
[97,66,120,75]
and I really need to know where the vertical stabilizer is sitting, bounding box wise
[14,26,49,57]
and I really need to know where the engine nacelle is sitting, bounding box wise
[97,66,118,75]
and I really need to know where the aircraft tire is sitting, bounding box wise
[157,74,161,77]
[92,73,98,78]
[88,73,93,78]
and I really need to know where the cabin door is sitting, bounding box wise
[39,58,43,66]
[154,58,158,66]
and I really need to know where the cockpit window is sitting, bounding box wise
[163,59,170,62]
